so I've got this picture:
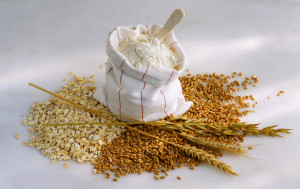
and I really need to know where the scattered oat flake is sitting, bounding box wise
[177,176,181,180]
[113,178,118,182]
[62,78,66,81]
[280,90,285,93]
[267,96,270,99]
[248,146,253,150]
[51,160,58,164]
[64,163,70,169]
[100,65,103,69]
[15,133,20,140]
[277,93,281,96]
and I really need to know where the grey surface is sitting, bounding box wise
[1,0,300,189]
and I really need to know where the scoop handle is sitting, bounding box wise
[155,9,185,41]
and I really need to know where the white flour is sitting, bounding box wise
[118,34,176,69]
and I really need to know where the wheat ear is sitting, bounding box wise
[171,143,238,176]
[179,133,247,154]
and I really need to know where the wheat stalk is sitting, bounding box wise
[179,132,247,154]
[29,82,291,138]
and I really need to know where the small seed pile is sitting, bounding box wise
[22,74,124,163]
[180,72,259,125]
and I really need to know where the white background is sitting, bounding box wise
[1,0,300,189]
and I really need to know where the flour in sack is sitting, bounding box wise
[118,34,176,69]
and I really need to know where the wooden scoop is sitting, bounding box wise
[155,9,185,41]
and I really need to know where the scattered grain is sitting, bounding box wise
[232,72,237,78]
[253,102,258,108]
[15,133,20,140]
[64,163,70,169]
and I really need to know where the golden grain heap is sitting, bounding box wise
[94,126,203,179]
[180,72,259,125]
[21,72,290,181]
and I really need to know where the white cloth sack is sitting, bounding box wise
[94,24,192,122]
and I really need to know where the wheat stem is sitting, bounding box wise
[179,133,247,154]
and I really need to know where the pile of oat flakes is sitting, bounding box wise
[22,73,124,164]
